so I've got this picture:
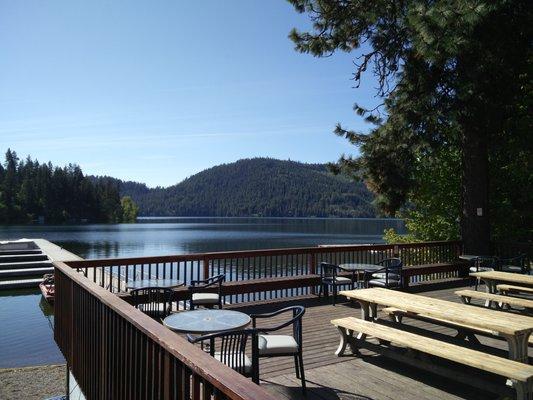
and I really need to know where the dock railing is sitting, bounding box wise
[64,240,464,305]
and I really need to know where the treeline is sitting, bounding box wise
[94,158,376,218]
[0,149,138,224]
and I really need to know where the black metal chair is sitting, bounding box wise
[130,287,173,320]
[187,329,256,380]
[319,262,353,306]
[250,305,306,394]
[365,258,403,289]
[469,256,497,290]
[496,254,528,274]
[188,274,225,310]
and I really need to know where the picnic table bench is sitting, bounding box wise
[339,288,533,363]
[456,289,533,312]
[498,284,533,296]
[331,317,533,399]
[382,307,533,345]
[471,270,533,294]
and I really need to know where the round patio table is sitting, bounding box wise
[459,255,491,262]
[339,263,382,272]
[339,263,382,288]
[163,309,251,334]
[126,278,184,290]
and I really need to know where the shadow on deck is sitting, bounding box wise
[227,285,529,400]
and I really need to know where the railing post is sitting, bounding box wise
[309,252,317,295]
[393,245,399,258]
[203,256,210,280]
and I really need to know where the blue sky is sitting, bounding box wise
[0,1,379,187]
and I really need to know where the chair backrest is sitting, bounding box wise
[496,254,526,272]
[320,262,339,279]
[474,256,497,271]
[376,258,403,286]
[290,306,305,347]
[130,287,173,319]
[190,274,225,289]
[188,329,252,377]
[378,258,402,270]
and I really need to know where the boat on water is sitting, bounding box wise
[39,273,55,304]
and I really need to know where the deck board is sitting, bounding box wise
[226,284,532,400]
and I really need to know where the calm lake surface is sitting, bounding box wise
[0,217,405,368]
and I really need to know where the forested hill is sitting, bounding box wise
[95,158,376,218]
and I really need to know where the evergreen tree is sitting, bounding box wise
[0,149,124,224]
[288,0,532,250]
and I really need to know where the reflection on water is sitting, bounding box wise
[0,217,405,259]
[0,217,404,367]
[0,289,64,368]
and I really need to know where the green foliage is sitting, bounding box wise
[0,149,124,224]
[385,147,461,243]
[121,196,139,223]
[288,0,532,243]
[94,158,376,218]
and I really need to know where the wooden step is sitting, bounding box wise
[0,249,43,256]
[0,260,52,270]
[331,316,533,382]
[498,284,533,295]
[0,278,43,289]
[456,289,533,309]
[0,266,54,278]
[0,253,48,263]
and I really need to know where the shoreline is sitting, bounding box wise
[0,364,66,400]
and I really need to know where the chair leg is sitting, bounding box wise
[294,355,300,378]
[332,285,337,306]
[252,358,260,384]
[298,353,306,395]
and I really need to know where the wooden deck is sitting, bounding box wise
[227,284,532,400]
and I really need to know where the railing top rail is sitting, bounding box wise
[65,240,462,269]
[54,261,278,400]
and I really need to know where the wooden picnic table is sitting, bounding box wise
[470,270,533,295]
[340,287,533,363]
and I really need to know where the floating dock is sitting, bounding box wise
[0,239,82,290]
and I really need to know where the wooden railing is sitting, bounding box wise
[56,240,467,399]
[65,241,463,304]
[54,261,278,400]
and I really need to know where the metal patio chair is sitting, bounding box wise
[319,262,353,306]
[250,305,306,395]
[496,254,528,274]
[131,287,173,320]
[188,274,225,309]
[187,329,256,380]
[365,257,403,289]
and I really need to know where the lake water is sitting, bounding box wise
[0,217,405,368]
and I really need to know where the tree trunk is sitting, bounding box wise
[461,129,490,255]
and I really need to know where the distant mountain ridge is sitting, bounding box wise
[92,158,376,218]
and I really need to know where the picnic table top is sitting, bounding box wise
[469,270,533,286]
[339,287,533,337]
